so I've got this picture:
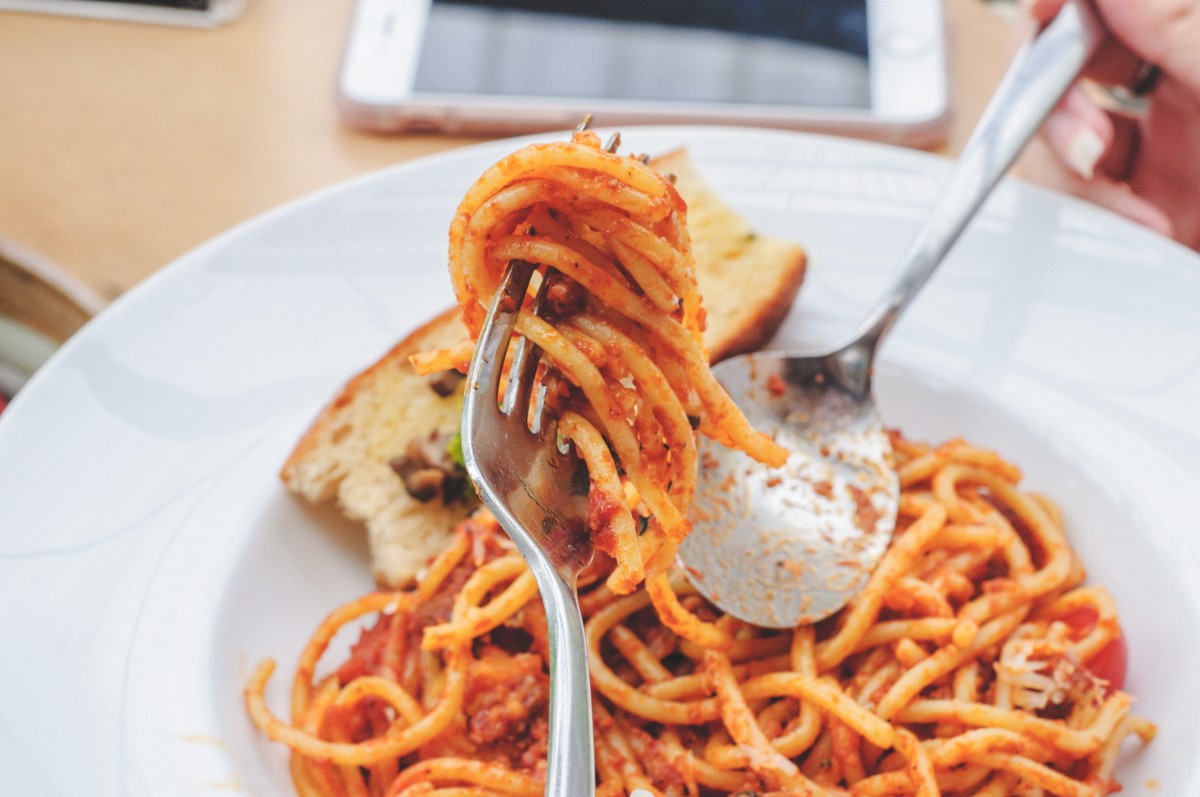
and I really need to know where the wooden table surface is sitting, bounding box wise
[0,0,1014,304]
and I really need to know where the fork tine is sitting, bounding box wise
[501,266,555,432]
[469,260,536,412]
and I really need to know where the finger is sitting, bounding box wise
[1042,85,1115,179]
[1081,39,1145,87]
[1128,78,1200,247]
[1041,88,1155,189]
[1020,0,1066,24]
[1097,113,1141,181]
[1091,1,1200,98]
[1020,0,1147,89]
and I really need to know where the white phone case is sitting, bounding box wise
[337,0,949,147]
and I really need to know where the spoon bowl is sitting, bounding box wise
[682,347,897,627]
[680,0,1104,628]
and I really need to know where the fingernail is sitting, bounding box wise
[1065,127,1105,180]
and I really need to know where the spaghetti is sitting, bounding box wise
[247,132,1153,795]
[410,127,785,645]
[246,433,1154,796]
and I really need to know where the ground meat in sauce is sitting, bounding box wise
[625,608,679,660]
[325,521,560,776]
[542,272,587,318]
[463,646,550,746]
[517,715,550,775]
[337,612,402,684]
[628,727,687,789]
[339,521,514,684]
[329,695,392,744]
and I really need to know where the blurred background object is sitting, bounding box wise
[336,0,950,142]
[0,0,1011,302]
[0,0,245,27]
[0,239,105,408]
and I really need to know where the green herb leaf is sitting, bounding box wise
[446,430,465,469]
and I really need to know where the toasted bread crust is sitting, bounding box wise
[281,308,465,497]
[281,308,475,586]
[283,149,807,587]
[653,148,807,362]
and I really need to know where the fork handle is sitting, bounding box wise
[531,566,595,795]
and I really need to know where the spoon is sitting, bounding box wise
[679,1,1104,628]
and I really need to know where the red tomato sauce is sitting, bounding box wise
[1060,607,1128,692]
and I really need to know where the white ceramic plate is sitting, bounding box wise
[1,127,1197,796]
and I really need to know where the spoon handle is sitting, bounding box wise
[845,0,1105,364]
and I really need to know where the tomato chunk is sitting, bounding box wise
[1087,634,1128,692]
[1059,607,1127,692]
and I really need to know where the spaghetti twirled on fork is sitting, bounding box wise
[411,127,785,647]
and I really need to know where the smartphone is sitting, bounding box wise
[337,0,949,147]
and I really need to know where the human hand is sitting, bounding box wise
[1018,0,1200,250]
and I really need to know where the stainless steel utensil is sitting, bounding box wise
[680,1,1105,628]
[461,259,595,796]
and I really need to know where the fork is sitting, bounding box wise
[461,259,596,796]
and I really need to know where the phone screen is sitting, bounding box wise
[412,0,871,109]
